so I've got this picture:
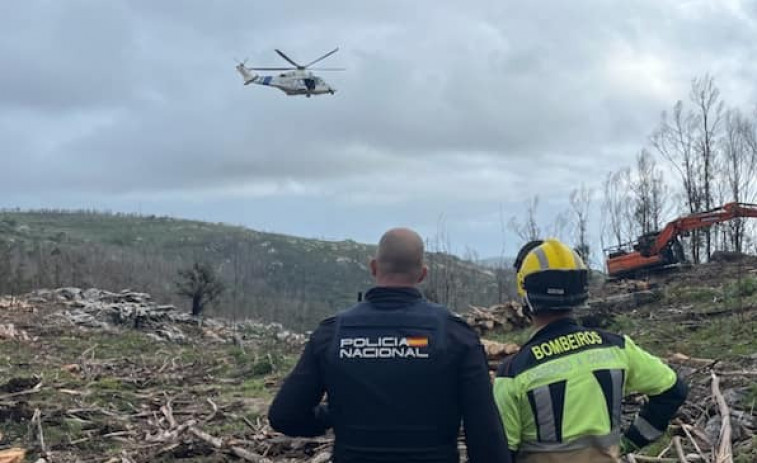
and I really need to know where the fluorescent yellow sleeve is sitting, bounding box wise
[622,336,677,396]
[494,376,521,451]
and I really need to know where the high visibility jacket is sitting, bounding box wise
[268,286,511,463]
[494,318,687,463]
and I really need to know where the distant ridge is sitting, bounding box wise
[0,209,502,329]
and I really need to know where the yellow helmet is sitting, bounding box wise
[513,239,589,311]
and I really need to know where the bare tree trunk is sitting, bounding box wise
[723,109,757,253]
[570,184,592,265]
[652,99,702,262]
[602,168,632,248]
[690,74,724,259]
[509,196,542,243]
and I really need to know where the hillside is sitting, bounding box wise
[0,210,503,330]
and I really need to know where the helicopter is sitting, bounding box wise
[235,47,343,97]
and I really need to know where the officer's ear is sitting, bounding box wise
[417,265,428,283]
[369,258,378,278]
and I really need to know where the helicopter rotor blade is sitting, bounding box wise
[275,49,302,68]
[307,67,346,71]
[303,47,339,68]
[249,67,296,71]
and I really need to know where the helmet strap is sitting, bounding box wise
[522,294,536,319]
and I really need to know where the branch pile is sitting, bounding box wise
[622,355,757,463]
[0,376,332,462]
[0,324,34,342]
[463,303,529,335]
[27,287,306,347]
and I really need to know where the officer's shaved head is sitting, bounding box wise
[372,228,427,285]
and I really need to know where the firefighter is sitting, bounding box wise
[268,227,511,463]
[494,239,688,463]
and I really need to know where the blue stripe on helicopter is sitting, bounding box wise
[262,76,272,85]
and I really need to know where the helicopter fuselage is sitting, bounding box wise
[252,70,335,96]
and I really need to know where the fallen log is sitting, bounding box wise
[628,455,679,462]
[672,436,687,463]
[668,353,716,367]
[189,426,224,448]
[587,290,661,311]
[710,372,733,463]
[230,446,274,463]
[464,303,528,335]
[480,339,520,360]
[0,449,25,463]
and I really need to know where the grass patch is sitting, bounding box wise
[90,390,139,413]
[735,436,757,463]
[239,378,268,396]
[664,285,721,304]
[639,430,674,457]
[610,313,757,359]
[725,277,757,298]
[227,346,293,378]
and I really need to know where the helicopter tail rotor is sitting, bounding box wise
[235,61,258,85]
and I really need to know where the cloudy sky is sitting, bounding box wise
[1,0,756,259]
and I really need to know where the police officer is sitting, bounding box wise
[494,239,688,463]
[268,227,511,463]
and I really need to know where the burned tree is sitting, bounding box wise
[652,75,725,262]
[652,101,702,262]
[632,149,666,235]
[569,183,592,265]
[602,167,633,248]
[176,262,225,317]
[509,196,542,242]
[690,74,724,258]
[722,109,757,253]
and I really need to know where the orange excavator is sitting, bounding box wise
[604,202,757,278]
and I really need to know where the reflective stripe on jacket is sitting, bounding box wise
[494,317,686,463]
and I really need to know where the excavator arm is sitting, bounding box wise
[606,202,757,277]
[650,202,757,255]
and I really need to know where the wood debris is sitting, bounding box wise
[0,449,25,463]
[19,287,309,347]
[463,302,529,335]
[0,323,33,341]
[0,296,35,312]
[481,339,520,360]
[0,285,753,461]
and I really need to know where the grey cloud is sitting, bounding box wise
[1,0,756,255]
[0,2,139,110]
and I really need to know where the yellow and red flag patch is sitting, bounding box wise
[406,336,429,347]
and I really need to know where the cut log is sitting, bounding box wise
[481,339,520,360]
[0,449,26,463]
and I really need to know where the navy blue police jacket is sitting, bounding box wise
[268,286,511,463]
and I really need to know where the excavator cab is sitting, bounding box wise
[636,232,660,257]
[661,238,686,265]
